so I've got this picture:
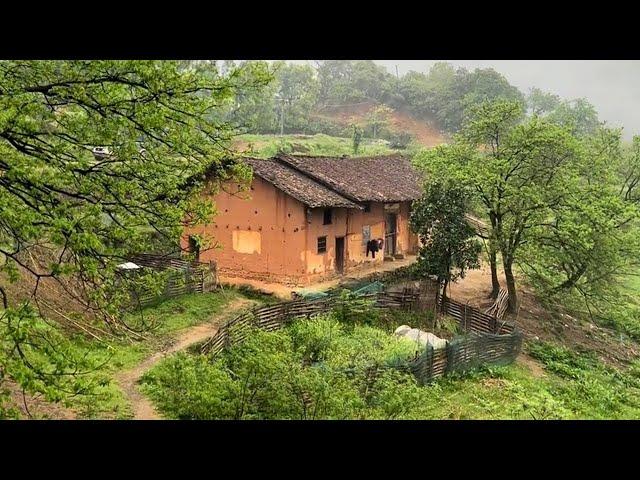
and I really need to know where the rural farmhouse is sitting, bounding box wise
[182,154,423,285]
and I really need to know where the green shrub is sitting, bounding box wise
[142,316,422,419]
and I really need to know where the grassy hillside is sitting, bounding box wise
[232,133,411,158]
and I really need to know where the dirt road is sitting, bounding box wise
[115,298,254,420]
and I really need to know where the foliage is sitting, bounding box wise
[527,87,561,115]
[411,99,639,312]
[142,316,426,420]
[0,305,108,419]
[517,128,640,306]
[365,104,393,139]
[273,62,320,133]
[0,59,270,410]
[226,60,530,137]
[526,340,640,418]
[316,60,398,105]
[351,124,363,155]
[222,60,278,133]
[546,98,601,137]
[398,62,525,132]
[410,182,481,295]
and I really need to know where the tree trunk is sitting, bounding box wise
[489,247,500,299]
[487,212,501,299]
[503,260,518,313]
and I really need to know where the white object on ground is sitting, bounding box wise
[116,262,141,270]
[394,325,448,349]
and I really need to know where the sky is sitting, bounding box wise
[295,60,640,140]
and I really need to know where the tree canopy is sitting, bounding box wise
[410,182,482,296]
[413,99,639,312]
[0,60,267,412]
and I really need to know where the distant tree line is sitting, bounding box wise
[204,60,604,142]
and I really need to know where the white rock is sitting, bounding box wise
[117,262,141,270]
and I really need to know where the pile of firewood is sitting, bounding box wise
[485,288,509,321]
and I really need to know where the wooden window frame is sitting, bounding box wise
[317,236,327,254]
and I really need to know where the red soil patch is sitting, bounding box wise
[313,102,447,147]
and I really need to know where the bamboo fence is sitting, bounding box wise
[124,254,218,308]
[200,287,522,384]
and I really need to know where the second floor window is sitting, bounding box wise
[323,208,332,225]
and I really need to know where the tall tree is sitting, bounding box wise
[273,62,319,133]
[365,105,393,139]
[225,60,278,133]
[546,98,601,137]
[414,100,581,312]
[0,60,266,411]
[410,182,482,297]
[527,87,561,116]
[520,128,640,303]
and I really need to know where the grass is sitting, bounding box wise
[63,288,258,419]
[234,133,407,158]
[139,309,640,420]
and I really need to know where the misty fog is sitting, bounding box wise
[291,60,640,140]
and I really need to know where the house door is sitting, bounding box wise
[385,214,397,256]
[335,237,345,274]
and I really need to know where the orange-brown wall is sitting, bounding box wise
[181,176,308,284]
[182,178,419,285]
[304,203,386,282]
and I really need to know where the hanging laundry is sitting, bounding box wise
[367,239,379,258]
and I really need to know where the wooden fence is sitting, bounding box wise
[200,287,522,384]
[437,294,516,335]
[124,254,218,308]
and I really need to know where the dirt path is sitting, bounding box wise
[219,255,418,299]
[115,298,254,420]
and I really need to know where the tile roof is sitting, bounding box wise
[275,154,423,203]
[244,158,361,209]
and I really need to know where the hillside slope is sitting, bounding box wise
[312,101,447,147]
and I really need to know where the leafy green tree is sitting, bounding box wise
[316,60,396,105]
[225,60,278,133]
[546,98,601,137]
[273,62,319,133]
[351,123,363,154]
[365,104,393,139]
[0,60,264,413]
[520,128,640,303]
[461,68,525,117]
[410,182,482,297]
[414,100,581,312]
[527,87,561,115]
[619,135,640,203]
[398,63,524,133]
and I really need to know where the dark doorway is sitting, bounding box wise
[188,235,200,262]
[335,237,345,274]
[385,213,397,256]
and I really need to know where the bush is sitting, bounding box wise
[142,316,423,419]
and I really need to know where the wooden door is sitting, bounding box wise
[385,213,397,256]
[335,237,345,274]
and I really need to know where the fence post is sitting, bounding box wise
[464,302,468,331]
